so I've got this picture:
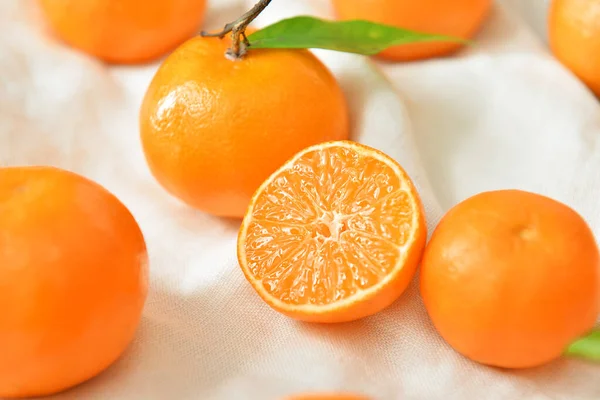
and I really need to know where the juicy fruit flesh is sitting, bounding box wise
[243,145,416,306]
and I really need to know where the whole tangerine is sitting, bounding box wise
[0,167,148,397]
[284,394,371,400]
[38,0,207,63]
[549,0,600,97]
[420,189,600,369]
[331,0,492,62]
[140,35,349,218]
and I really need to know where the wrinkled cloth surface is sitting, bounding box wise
[1,0,599,399]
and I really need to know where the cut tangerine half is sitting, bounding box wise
[237,141,427,323]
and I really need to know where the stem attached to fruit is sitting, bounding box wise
[201,0,273,60]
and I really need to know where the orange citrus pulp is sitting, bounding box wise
[238,141,427,323]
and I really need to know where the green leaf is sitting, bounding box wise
[247,16,467,55]
[565,330,600,361]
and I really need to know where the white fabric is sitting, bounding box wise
[1,0,599,398]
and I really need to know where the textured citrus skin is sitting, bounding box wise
[284,394,371,400]
[140,36,349,218]
[238,141,427,323]
[38,0,206,63]
[331,0,491,61]
[0,167,148,398]
[421,190,600,369]
[549,0,600,97]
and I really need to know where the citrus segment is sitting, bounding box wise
[238,141,426,323]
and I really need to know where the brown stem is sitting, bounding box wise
[201,0,273,60]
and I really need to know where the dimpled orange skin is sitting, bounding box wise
[420,190,600,369]
[284,394,371,400]
[140,36,349,218]
[549,0,600,97]
[38,0,207,63]
[331,0,492,62]
[0,167,148,398]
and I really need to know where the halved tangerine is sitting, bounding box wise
[237,141,427,323]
